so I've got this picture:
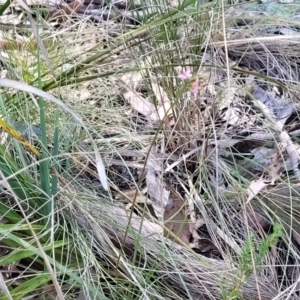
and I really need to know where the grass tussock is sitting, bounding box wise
[0,0,300,299]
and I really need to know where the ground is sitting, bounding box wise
[0,0,300,299]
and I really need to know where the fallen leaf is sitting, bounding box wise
[280,131,300,181]
[149,75,174,125]
[123,90,157,119]
[146,165,170,220]
[164,190,190,245]
[121,189,151,205]
[246,176,268,204]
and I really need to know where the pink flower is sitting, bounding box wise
[191,78,199,97]
[178,68,193,80]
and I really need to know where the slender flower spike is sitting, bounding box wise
[191,78,199,97]
[178,68,193,80]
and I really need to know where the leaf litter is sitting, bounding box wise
[2,0,300,299]
[110,6,300,296]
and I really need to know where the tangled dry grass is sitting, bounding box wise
[1,0,300,299]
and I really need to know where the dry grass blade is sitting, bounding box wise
[27,13,54,76]
[1,1,300,298]
[15,0,31,12]
[0,272,13,300]
[0,118,40,157]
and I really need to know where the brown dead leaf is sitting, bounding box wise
[246,176,269,204]
[120,189,151,205]
[280,131,300,182]
[189,180,242,254]
[149,75,174,125]
[164,190,190,245]
[123,89,157,119]
[146,166,170,220]
[122,71,161,122]
[121,71,174,124]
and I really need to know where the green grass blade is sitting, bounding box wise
[0,240,67,267]
[51,110,59,197]
[0,0,12,16]
[37,51,51,225]
[0,229,109,299]
[6,274,52,300]
[0,144,43,214]
[0,202,22,223]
